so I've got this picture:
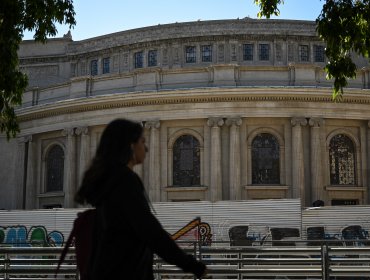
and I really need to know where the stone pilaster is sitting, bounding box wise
[62,128,76,208]
[226,117,242,200]
[75,126,89,188]
[145,120,161,202]
[309,118,323,204]
[207,117,224,202]
[291,117,307,206]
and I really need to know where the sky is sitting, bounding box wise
[23,0,324,41]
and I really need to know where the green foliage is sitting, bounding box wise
[255,0,370,101]
[254,0,284,18]
[0,0,75,140]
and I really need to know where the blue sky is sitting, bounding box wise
[23,0,324,41]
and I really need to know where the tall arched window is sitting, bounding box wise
[173,135,200,187]
[252,133,280,184]
[46,145,64,192]
[329,134,356,185]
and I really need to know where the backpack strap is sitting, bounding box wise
[55,227,75,278]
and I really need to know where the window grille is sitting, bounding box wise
[259,44,270,61]
[90,60,98,76]
[173,135,200,187]
[46,145,64,192]
[134,51,143,68]
[299,45,309,62]
[102,57,110,74]
[185,46,196,63]
[329,134,356,185]
[201,45,212,62]
[243,44,253,61]
[252,133,280,184]
[314,45,325,62]
[148,50,157,67]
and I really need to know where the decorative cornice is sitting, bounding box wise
[16,88,370,122]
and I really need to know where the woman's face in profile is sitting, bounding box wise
[132,135,147,164]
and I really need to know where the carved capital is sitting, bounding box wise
[75,126,89,136]
[291,117,307,127]
[308,118,323,128]
[207,117,224,127]
[145,120,160,129]
[17,135,32,144]
[225,117,242,127]
[62,127,75,137]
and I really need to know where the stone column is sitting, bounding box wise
[75,126,89,188]
[145,120,161,202]
[207,117,224,202]
[62,128,76,208]
[25,135,36,209]
[309,118,323,204]
[16,136,32,209]
[291,117,307,205]
[226,117,242,200]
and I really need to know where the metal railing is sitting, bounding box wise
[1,241,370,279]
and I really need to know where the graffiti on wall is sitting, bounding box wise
[171,217,212,245]
[0,225,64,247]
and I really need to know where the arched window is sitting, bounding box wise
[46,145,64,192]
[173,135,200,187]
[252,133,280,184]
[329,134,356,185]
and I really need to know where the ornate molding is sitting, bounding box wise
[145,120,160,129]
[17,135,32,144]
[207,117,224,127]
[291,117,307,127]
[308,118,324,127]
[225,117,242,127]
[17,89,370,123]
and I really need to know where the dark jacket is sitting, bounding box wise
[89,166,205,280]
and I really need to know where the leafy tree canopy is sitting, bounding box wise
[254,0,370,99]
[0,0,75,139]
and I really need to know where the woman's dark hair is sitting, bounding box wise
[75,118,143,205]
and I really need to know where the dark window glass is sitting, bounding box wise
[173,135,200,187]
[299,45,309,62]
[201,45,212,62]
[148,50,157,67]
[46,145,64,192]
[90,60,98,76]
[185,46,196,63]
[102,57,110,74]
[259,44,269,61]
[252,133,280,184]
[243,44,253,61]
[329,134,356,185]
[134,51,143,68]
[314,45,325,62]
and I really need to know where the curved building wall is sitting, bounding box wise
[1,19,370,210]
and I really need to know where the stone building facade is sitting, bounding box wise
[1,19,370,209]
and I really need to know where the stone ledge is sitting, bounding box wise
[165,186,208,192]
[244,185,289,190]
[37,192,65,198]
[325,186,366,191]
